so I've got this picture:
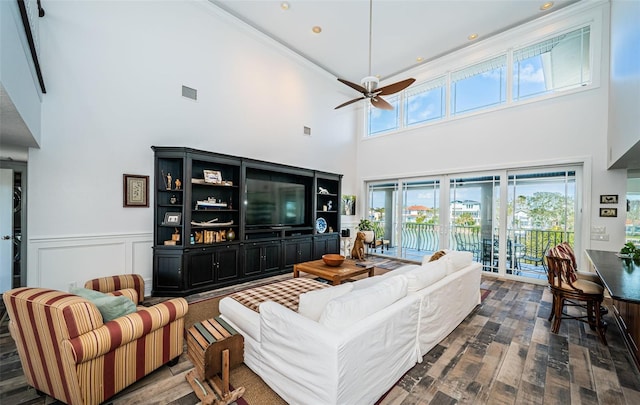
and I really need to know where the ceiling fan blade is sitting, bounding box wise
[337,78,367,94]
[335,96,366,110]
[371,96,393,110]
[377,78,416,96]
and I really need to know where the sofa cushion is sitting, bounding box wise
[71,287,137,322]
[298,283,354,321]
[318,275,408,331]
[441,251,473,275]
[405,260,448,293]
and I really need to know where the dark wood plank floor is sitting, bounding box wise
[2,276,640,404]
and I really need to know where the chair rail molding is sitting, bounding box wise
[28,232,153,295]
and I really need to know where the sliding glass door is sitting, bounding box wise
[364,165,581,282]
[449,175,500,273]
[401,179,441,261]
[506,169,578,279]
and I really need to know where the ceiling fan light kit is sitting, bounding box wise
[335,0,415,110]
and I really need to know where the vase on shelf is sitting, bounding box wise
[226,228,236,241]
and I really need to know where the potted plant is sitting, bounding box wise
[620,242,640,261]
[357,219,375,244]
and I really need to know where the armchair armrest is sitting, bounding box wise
[66,298,188,363]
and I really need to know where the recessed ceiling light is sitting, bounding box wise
[416,57,424,62]
[312,26,322,34]
[540,2,554,11]
[281,2,290,11]
[468,33,478,41]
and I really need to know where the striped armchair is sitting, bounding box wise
[3,287,188,405]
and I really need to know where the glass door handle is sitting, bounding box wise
[2,235,11,240]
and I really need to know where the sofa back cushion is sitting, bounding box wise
[405,260,448,293]
[441,250,473,275]
[298,283,354,321]
[318,275,408,331]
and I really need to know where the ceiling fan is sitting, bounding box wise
[335,0,415,110]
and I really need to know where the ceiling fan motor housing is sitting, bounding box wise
[360,76,379,94]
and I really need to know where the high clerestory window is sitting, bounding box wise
[367,25,592,137]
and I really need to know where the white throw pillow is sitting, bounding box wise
[442,250,473,275]
[405,260,448,293]
[319,275,408,331]
[298,283,354,321]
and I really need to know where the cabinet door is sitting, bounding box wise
[299,239,313,262]
[263,242,282,273]
[284,238,313,267]
[215,245,239,282]
[243,243,264,276]
[187,251,215,288]
[313,234,340,259]
[153,253,183,293]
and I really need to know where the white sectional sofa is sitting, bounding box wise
[219,251,482,405]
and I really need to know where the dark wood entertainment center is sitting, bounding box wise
[151,146,342,296]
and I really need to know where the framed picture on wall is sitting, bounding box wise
[600,195,618,204]
[123,174,149,207]
[599,208,617,218]
[341,195,356,216]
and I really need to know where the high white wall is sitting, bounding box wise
[608,0,640,167]
[356,1,628,260]
[27,0,358,292]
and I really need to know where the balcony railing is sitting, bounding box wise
[372,222,574,277]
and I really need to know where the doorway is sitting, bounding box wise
[0,161,27,292]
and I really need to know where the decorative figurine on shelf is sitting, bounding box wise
[170,195,177,204]
[327,201,333,211]
[175,179,181,190]
[351,231,366,261]
[172,228,180,242]
[318,187,329,194]
[166,173,172,190]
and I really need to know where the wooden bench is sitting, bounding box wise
[185,316,245,405]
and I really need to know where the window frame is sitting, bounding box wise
[364,3,603,138]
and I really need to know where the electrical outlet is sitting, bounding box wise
[590,234,609,241]
[68,281,77,291]
[591,226,606,234]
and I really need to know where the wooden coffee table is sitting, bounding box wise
[293,259,375,285]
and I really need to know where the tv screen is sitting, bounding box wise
[245,177,306,227]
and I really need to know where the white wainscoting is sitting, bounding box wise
[28,232,153,296]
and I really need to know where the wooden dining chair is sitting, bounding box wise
[545,250,607,344]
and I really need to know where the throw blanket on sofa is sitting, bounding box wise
[229,278,327,313]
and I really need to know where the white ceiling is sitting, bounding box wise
[210,0,581,82]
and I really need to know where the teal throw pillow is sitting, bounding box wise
[71,287,137,322]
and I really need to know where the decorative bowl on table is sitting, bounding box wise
[322,254,345,267]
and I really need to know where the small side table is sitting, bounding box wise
[186,316,245,405]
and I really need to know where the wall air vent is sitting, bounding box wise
[182,85,197,101]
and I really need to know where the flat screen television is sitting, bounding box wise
[245,177,307,228]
